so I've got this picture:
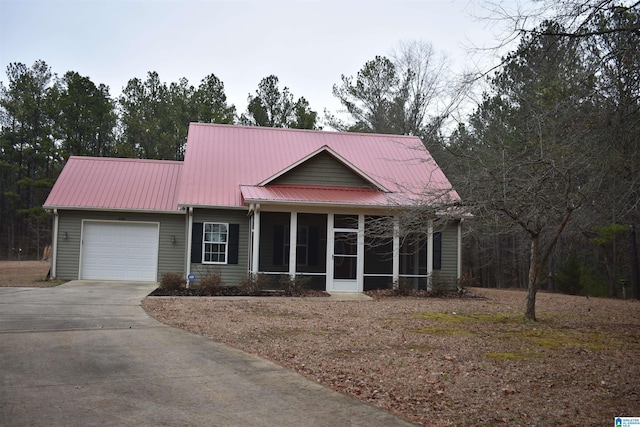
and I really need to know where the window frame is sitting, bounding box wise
[202,222,229,264]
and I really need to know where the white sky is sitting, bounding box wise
[0,0,515,124]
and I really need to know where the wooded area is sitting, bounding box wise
[1,1,638,308]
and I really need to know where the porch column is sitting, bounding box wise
[289,212,298,279]
[251,207,261,275]
[457,219,463,281]
[357,214,365,292]
[392,216,400,289]
[325,214,334,292]
[427,219,434,291]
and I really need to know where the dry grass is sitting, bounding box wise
[143,288,640,426]
[0,260,56,287]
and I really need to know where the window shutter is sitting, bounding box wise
[228,224,239,265]
[191,223,203,263]
[433,231,442,270]
[273,224,284,265]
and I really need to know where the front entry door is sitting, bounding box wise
[332,229,359,292]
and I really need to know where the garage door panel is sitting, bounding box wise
[81,222,159,281]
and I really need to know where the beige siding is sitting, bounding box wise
[55,210,186,281]
[191,209,250,286]
[272,151,371,187]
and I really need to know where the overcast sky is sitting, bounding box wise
[1,0,514,123]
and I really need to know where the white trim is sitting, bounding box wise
[79,219,160,281]
[392,216,400,289]
[258,145,390,192]
[251,208,261,274]
[357,214,365,293]
[325,214,334,292]
[201,222,229,264]
[178,204,249,211]
[288,212,297,278]
[427,220,434,291]
[186,207,193,281]
[240,198,396,209]
[457,219,463,281]
[51,209,59,279]
[45,206,184,215]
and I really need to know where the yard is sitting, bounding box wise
[2,260,637,425]
[143,289,640,426]
[0,260,53,286]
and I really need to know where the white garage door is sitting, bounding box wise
[81,221,159,281]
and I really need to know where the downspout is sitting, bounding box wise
[51,209,59,279]
[186,207,193,286]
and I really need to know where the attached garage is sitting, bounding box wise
[80,221,159,281]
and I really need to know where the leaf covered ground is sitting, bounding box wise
[144,288,639,426]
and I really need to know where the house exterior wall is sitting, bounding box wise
[272,151,371,187]
[190,208,250,286]
[55,210,186,281]
[435,221,461,287]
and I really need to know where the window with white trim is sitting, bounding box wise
[203,222,228,264]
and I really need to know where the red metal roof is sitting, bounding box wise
[240,184,391,207]
[44,157,183,212]
[179,123,459,208]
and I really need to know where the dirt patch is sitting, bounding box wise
[143,288,640,426]
[0,260,55,287]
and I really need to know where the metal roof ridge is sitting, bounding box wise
[188,122,421,140]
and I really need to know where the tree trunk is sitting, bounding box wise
[525,236,539,321]
[630,224,640,300]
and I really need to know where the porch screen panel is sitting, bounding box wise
[259,212,290,272]
[399,233,429,290]
[364,216,394,290]
[296,213,326,274]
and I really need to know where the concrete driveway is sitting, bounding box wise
[0,281,415,427]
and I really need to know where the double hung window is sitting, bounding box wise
[203,222,228,264]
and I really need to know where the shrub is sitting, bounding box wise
[239,273,269,295]
[160,272,186,292]
[280,274,310,296]
[199,270,224,296]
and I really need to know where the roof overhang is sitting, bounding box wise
[43,206,186,215]
[240,184,398,208]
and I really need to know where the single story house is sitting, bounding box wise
[44,123,463,292]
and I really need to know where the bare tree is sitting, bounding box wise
[448,21,599,320]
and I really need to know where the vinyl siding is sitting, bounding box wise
[191,209,250,286]
[55,210,186,281]
[272,151,372,188]
[434,221,460,288]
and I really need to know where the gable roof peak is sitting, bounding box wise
[258,144,390,192]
